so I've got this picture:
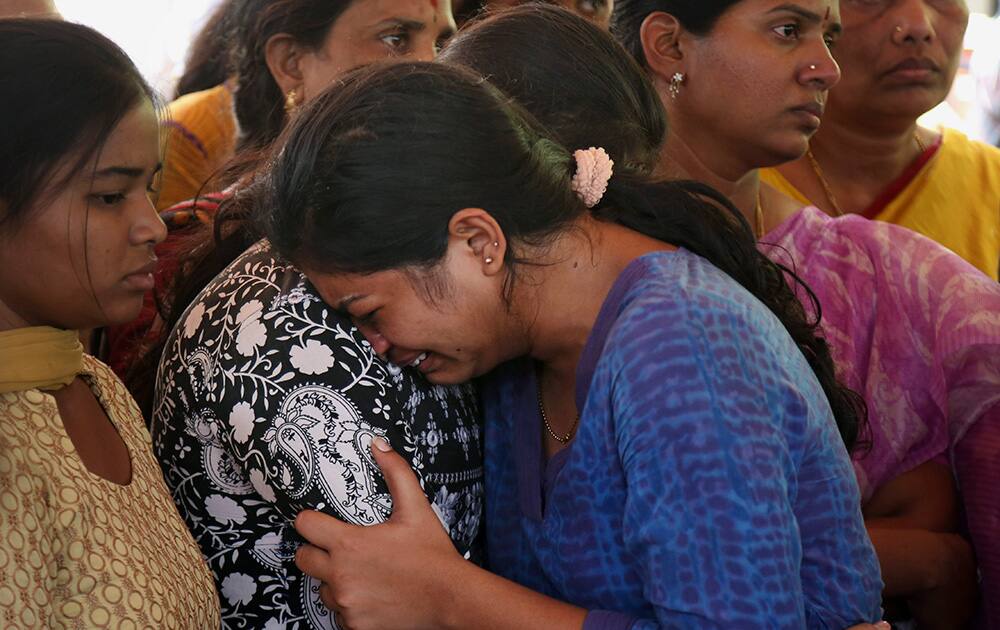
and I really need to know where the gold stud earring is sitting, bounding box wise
[284,89,300,115]
[485,256,494,264]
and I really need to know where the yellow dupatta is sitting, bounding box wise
[0,327,83,394]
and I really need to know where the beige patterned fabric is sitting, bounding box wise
[0,355,220,629]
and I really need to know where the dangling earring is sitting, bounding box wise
[284,88,300,115]
[668,72,685,100]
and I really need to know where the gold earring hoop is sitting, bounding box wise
[284,88,300,115]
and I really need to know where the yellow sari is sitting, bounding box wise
[762,128,1000,280]
[157,82,237,211]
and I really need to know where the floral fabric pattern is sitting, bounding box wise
[152,240,483,629]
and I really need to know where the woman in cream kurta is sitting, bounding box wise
[0,329,220,629]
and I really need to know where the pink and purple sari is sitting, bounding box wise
[762,205,1000,626]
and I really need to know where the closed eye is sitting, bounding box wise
[358,308,381,327]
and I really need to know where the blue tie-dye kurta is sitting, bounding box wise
[482,250,882,629]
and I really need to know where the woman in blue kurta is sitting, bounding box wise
[237,54,881,627]
[481,249,879,628]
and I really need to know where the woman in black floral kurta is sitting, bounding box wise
[151,240,483,629]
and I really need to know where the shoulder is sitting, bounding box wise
[170,241,364,366]
[602,251,809,397]
[612,250,786,343]
[166,84,235,128]
[185,240,295,321]
[0,389,59,497]
[163,84,237,160]
[760,166,812,206]
[940,128,1000,173]
[604,250,830,419]
[159,241,395,413]
[0,389,53,450]
[827,213,1000,306]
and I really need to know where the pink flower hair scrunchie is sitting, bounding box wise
[571,147,614,208]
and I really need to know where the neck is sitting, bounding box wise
[0,299,31,333]
[517,217,670,379]
[808,106,924,186]
[657,128,762,227]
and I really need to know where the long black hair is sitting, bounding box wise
[611,0,740,66]
[0,18,156,229]
[259,58,865,452]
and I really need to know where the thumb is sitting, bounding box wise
[371,436,433,520]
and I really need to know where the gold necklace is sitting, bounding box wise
[754,189,765,239]
[537,375,579,444]
[806,147,844,217]
[807,131,927,218]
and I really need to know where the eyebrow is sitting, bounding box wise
[767,4,822,23]
[335,294,364,313]
[768,3,842,33]
[377,18,427,32]
[93,162,163,179]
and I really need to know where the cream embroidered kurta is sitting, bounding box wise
[0,355,220,629]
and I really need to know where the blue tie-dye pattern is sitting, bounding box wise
[482,249,882,629]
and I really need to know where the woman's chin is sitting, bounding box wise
[756,138,811,169]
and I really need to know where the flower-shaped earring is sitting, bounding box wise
[668,72,685,100]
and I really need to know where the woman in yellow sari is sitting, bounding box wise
[761,0,1000,280]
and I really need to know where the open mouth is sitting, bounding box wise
[409,352,429,368]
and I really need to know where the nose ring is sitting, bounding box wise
[809,64,817,70]
[895,25,903,33]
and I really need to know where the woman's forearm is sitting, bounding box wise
[866,527,973,597]
[439,560,592,630]
[862,461,958,533]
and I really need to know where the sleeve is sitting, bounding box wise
[0,428,56,628]
[927,240,1000,622]
[946,338,1000,626]
[606,297,881,629]
[211,300,398,529]
[953,407,1000,628]
[583,610,641,630]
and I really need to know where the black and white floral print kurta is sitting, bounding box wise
[151,240,483,629]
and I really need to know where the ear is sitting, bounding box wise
[640,11,686,81]
[447,208,507,277]
[264,32,306,96]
